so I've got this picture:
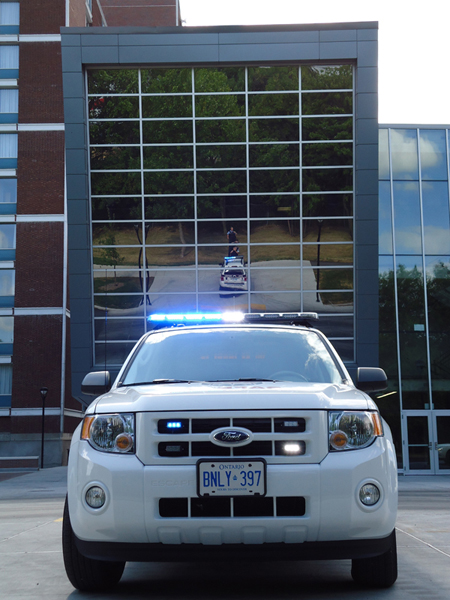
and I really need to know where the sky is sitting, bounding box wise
[179,0,450,125]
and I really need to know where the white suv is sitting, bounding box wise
[63,313,398,592]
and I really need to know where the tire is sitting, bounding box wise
[351,530,398,588]
[62,496,125,592]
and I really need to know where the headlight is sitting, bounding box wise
[329,411,383,451]
[81,414,135,453]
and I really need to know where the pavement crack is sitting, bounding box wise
[397,526,450,559]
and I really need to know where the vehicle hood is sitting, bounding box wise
[87,381,378,413]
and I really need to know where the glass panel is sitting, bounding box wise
[250,220,299,243]
[0,315,13,342]
[0,269,14,296]
[195,95,245,118]
[146,245,196,267]
[88,96,139,120]
[197,196,247,219]
[250,194,299,218]
[194,67,245,92]
[303,142,352,167]
[303,268,353,291]
[144,171,194,195]
[143,146,193,169]
[249,245,299,265]
[379,181,393,254]
[407,416,430,470]
[250,169,299,194]
[302,168,352,192]
[143,120,193,144]
[302,219,353,243]
[141,68,192,94]
[95,342,136,366]
[391,129,418,180]
[198,267,245,293]
[315,315,353,338]
[145,196,194,220]
[89,121,140,145]
[92,197,142,221]
[88,69,139,94]
[196,119,245,143]
[248,93,299,116]
[94,271,144,294]
[92,246,141,269]
[251,268,301,292]
[197,170,246,194]
[248,66,299,91]
[248,291,301,313]
[303,243,353,266]
[249,144,299,167]
[95,318,145,342]
[303,291,353,313]
[142,95,192,118]
[94,294,145,316]
[146,269,196,293]
[90,146,140,170]
[302,92,352,115]
[301,65,352,90]
[0,224,15,248]
[91,172,141,196]
[302,194,352,218]
[420,129,447,180]
[144,222,194,245]
[422,182,450,255]
[0,178,16,203]
[302,116,352,141]
[436,417,450,470]
[249,118,299,142]
[379,128,390,180]
[0,89,17,113]
[147,294,197,313]
[198,221,247,245]
[392,181,421,254]
[329,339,354,362]
[198,245,242,266]
[197,145,246,169]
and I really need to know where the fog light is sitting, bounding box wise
[85,486,106,509]
[359,483,380,506]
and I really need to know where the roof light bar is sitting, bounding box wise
[148,312,318,325]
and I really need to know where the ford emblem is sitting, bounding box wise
[210,427,252,447]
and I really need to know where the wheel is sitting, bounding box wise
[62,496,125,592]
[351,530,398,588]
[269,371,307,382]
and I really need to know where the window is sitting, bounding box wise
[0,178,16,214]
[0,2,19,33]
[0,363,12,407]
[0,133,17,168]
[0,88,18,123]
[0,45,18,78]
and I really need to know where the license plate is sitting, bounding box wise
[197,459,266,497]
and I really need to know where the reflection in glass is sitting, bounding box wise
[90,146,140,170]
[93,271,144,294]
[251,268,300,292]
[92,223,141,246]
[141,68,192,94]
[89,96,139,120]
[379,181,393,254]
[0,224,15,248]
[303,243,353,266]
[197,145,246,169]
[302,219,353,243]
[313,315,353,338]
[303,168,352,192]
[197,170,246,194]
[88,69,139,94]
[302,116,352,141]
[198,293,249,313]
[195,94,245,118]
[147,294,197,314]
[420,129,447,180]
[436,417,450,468]
[302,194,352,218]
[249,245,299,264]
[391,129,418,180]
[250,220,299,243]
[248,93,299,116]
[146,245,196,267]
[250,195,299,218]
[302,65,352,90]
[0,179,16,203]
[92,198,142,221]
[198,221,247,244]
[392,181,421,254]
[95,318,145,342]
[422,182,450,254]
[143,120,193,145]
[303,268,353,291]
[379,128,390,180]
[248,66,299,91]
[407,416,430,469]
[198,245,248,266]
[249,144,299,167]
[302,142,352,167]
[144,222,194,245]
[194,67,245,92]
[250,169,299,193]
[92,245,141,269]
[91,172,141,196]
[143,146,193,170]
[302,92,352,115]
[249,118,299,142]
[0,270,14,306]
[144,171,194,195]
[89,121,140,145]
[196,119,245,143]
[379,256,396,334]
[0,316,13,343]
[95,342,137,366]
[329,340,354,362]
[142,95,192,118]
[145,196,194,220]
[93,294,145,315]
[197,196,247,219]
[303,291,353,313]
[146,269,196,293]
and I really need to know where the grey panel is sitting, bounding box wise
[82,45,119,64]
[67,199,90,226]
[356,341,379,366]
[61,33,81,47]
[64,124,87,150]
[119,33,219,46]
[355,119,378,145]
[62,73,84,98]
[65,149,87,175]
[320,29,357,42]
[119,44,220,64]
[319,42,357,60]
[356,317,379,340]
[61,46,82,72]
[66,174,88,200]
[71,323,93,348]
[70,298,94,324]
[355,144,378,170]
[355,195,378,221]
[355,169,378,195]
[67,249,91,273]
[68,224,90,251]
[355,219,378,245]
[63,98,86,125]
[355,293,378,319]
[356,66,377,94]
[70,274,93,299]
[357,41,377,67]
[356,245,378,270]
[81,34,119,46]
[219,30,319,44]
[219,42,320,63]
[356,93,377,119]
[357,28,378,41]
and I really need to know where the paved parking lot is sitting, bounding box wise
[1,468,449,599]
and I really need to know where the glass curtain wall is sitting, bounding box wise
[379,127,450,471]
[87,65,354,366]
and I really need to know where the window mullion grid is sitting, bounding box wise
[245,67,251,311]
[191,68,199,308]
[299,65,303,311]
[138,70,148,328]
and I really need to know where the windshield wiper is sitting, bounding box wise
[122,379,195,386]
[206,378,275,383]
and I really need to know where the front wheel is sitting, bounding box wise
[351,530,398,588]
[62,497,125,592]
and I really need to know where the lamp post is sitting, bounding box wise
[40,387,48,469]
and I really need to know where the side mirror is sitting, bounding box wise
[356,367,388,394]
[81,371,111,396]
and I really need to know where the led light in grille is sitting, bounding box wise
[275,440,306,456]
[158,419,189,434]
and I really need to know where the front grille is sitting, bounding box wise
[159,496,306,518]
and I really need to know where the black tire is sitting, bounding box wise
[351,530,398,588]
[62,496,125,592]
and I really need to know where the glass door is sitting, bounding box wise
[404,412,434,473]
[434,413,450,473]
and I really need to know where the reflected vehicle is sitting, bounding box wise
[220,256,248,292]
[63,312,398,592]
[438,444,450,465]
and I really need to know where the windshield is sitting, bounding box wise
[121,327,343,385]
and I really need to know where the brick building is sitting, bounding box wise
[0,0,180,468]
